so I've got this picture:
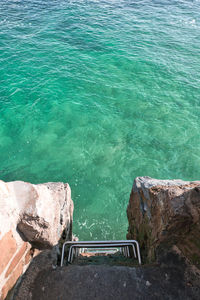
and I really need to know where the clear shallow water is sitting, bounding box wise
[0,0,200,240]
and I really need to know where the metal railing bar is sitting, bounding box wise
[68,243,136,264]
[60,240,141,266]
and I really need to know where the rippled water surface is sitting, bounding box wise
[0,0,200,240]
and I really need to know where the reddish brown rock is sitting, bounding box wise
[0,180,73,299]
[1,261,23,300]
[5,242,27,278]
[127,177,200,267]
[24,248,34,266]
[0,231,17,276]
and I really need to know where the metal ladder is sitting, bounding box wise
[60,240,141,266]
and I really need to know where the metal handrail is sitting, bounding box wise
[60,240,141,266]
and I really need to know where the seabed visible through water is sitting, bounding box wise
[0,0,200,240]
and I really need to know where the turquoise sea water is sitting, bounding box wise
[0,0,200,240]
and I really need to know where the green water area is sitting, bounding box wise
[0,0,200,240]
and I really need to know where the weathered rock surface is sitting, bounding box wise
[0,180,73,299]
[13,250,200,300]
[11,176,200,300]
[127,177,200,267]
[0,180,73,248]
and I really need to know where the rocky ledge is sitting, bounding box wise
[1,177,200,300]
[12,251,200,300]
[12,177,200,300]
[0,180,73,300]
[127,177,200,267]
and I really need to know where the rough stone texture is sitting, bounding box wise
[0,180,73,300]
[16,181,73,248]
[1,261,23,300]
[5,243,27,278]
[0,231,17,276]
[13,250,57,300]
[24,248,40,266]
[13,250,200,300]
[127,177,200,267]
[12,176,200,300]
[0,180,73,249]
